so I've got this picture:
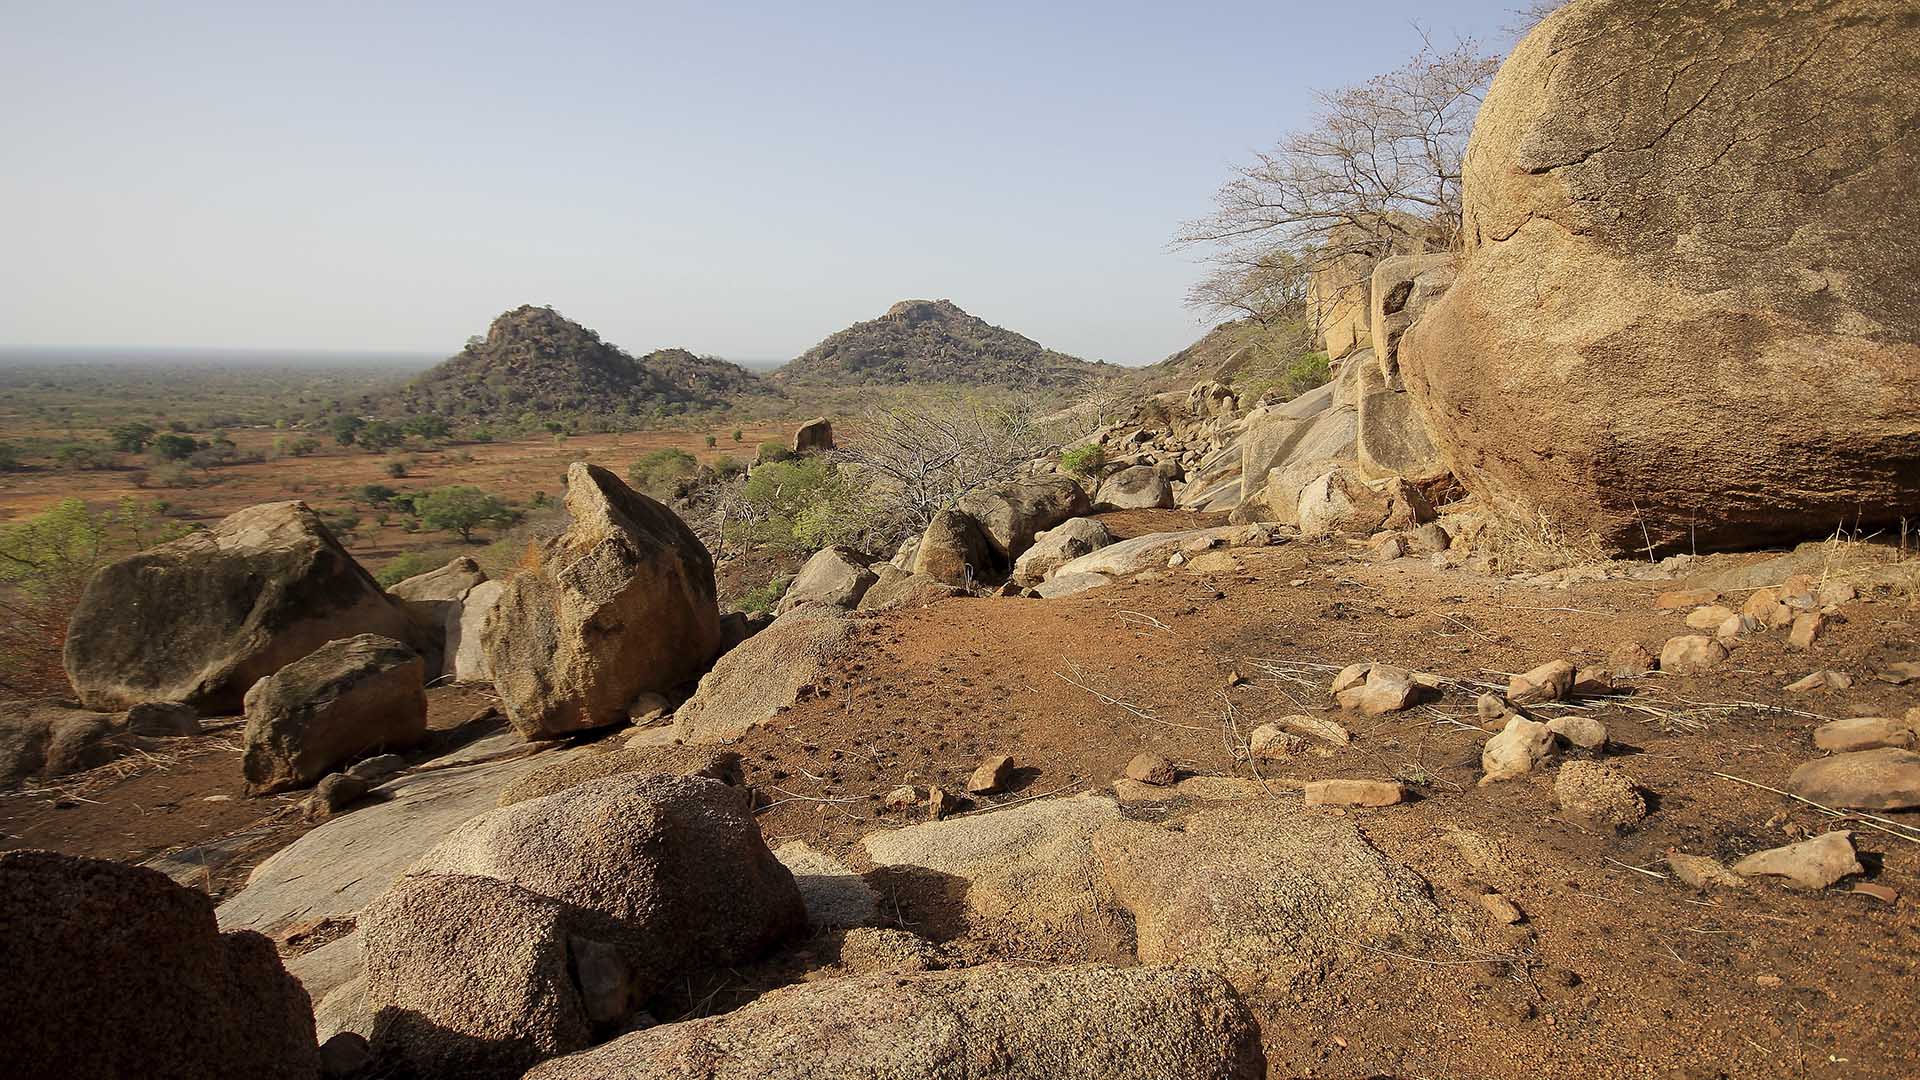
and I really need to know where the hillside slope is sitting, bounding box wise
[399,305,769,422]
[775,300,1115,391]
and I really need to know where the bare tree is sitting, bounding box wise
[1175,34,1500,285]
[1183,248,1314,329]
[832,395,1053,532]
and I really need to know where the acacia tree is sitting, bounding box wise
[417,485,514,542]
[1175,35,1500,316]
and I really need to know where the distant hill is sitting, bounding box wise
[774,300,1116,391]
[398,305,769,422]
[1128,318,1326,404]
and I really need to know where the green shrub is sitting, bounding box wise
[757,440,796,465]
[150,433,200,462]
[704,434,718,448]
[734,575,791,616]
[724,458,872,553]
[108,422,156,453]
[384,460,409,478]
[374,551,445,588]
[628,448,699,498]
[1059,444,1105,479]
[0,443,20,470]
[416,485,515,542]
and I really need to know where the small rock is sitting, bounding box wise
[345,753,406,783]
[1545,715,1609,751]
[1124,752,1177,786]
[1876,661,1920,685]
[1789,747,1920,810]
[1660,635,1728,674]
[1334,664,1427,716]
[1570,668,1614,697]
[318,1032,371,1078]
[1478,892,1525,925]
[1475,693,1517,728]
[1715,613,1760,645]
[1371,534,1408,562]
[1272,713,1352,747]
[303,773,370,821]
[926,786,952,820]
[1303,779,1407,808]
[1852,883,1898,904]
[1741,589,1794,629]
[1507,660,1576,706]
[1167,552,1188,568]
[1732,831,1862,889]
[1666,852,1746,890]
[1816,581,1857,608]
[1787,611,1827,650]
[1754,974,1784,989]
[1608,642,1656,678]
[1480,717,1556,785]
[627,692,671,724]
[882,785,924,812]
[124,701,201,737]
[1784,669,1852,692]
[1329,662,1372,695]
[1405,522,1450,556]
[1247,725,1305,760]
[1684,605,1736,631]
[966,754,1015,795]
[1554,761,1646,829]
[1813,716,1916,753]
[1654,588,1720,610]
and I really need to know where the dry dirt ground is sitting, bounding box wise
[0,424,789,568]
[5,520,1918,1079]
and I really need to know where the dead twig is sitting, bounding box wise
[1710,772,1920,845]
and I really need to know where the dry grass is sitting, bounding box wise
[1472,503,1613,574]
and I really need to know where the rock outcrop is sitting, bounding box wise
[955,476,1093,564]
[0,699,132,787]
[1094,465,1175,510]
[241,634,428,795]
[776,546,877,613]
[1398,0,1920,551]
[1,850,318,1079]
[482,464,720,738]
[913,508,1000,587]
[63,501,416,713]
[792,416,835,453]
[658,607,855,744]
[409,775,803,983]
[1012,518,1115,586]
[388,555,488,680]
[522,964,1266,1080]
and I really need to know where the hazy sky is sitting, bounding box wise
[1,1,1519,366]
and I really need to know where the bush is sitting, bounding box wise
[734,576,791,616]
[719,458,873,554]
[0,498,187,695]
[704,434,718,449]
[140,462,196,488]
[288,437,321,456]
[1059,444,1106,479]
[731,429,744,443]
[0,443,19,470]
[707,455,745,481]
[757,440,796,465]
[150,433,201,461]
[628,448,699,498]
[374,551,447,588]
[384,460,409,478]
[330,415,366,446]
[54,444,109,471]
[416,485,515,542]
[359,421,404,452]
[108,422,156,453]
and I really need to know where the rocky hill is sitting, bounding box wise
[775,300,1116,391]
[399,305,769,422]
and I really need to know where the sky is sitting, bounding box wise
[0,1,1520,367]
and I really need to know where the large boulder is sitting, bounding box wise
[1369,253,1457,389]
[449,578,507,683]
[659,607,855,744]
[0,850,318,1079]
[1355,354,1447,484]
[1399,0,1920,551]
[215,731,583,937]
[241,634,427,795]
[496,745,745,807]
[0,699,131,787]
[406,775,805,1003]
[63,500,416,713]
[1093,465,1175,510]
[792,417,835,453]
[359,872,595,1079]
[1093,802,1450,995]
[776,546,877,613]
[857,567,965,612]
[862,793,1123,952]
[913,508,1000,586]
[1012,518,1116,586]
[482,463,720,738]
[522,964,1266,1080]
[388,556,488,680]
[955,477,1093,563]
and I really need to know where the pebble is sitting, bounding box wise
[966,754,1015,795]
